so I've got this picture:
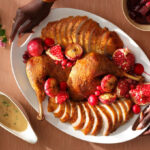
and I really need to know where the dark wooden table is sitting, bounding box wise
[0,0,150,149]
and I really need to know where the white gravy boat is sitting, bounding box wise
[0,91,38,144]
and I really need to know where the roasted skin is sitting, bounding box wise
[26,55,71,119]
[67,52,142,101]
[41,16,123,56]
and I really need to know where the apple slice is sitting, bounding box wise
[99,93,117,104]
[65,43,83,61]
[101,74,117,92]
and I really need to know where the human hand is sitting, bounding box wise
[10,0,54,42]
[133,105,150,135]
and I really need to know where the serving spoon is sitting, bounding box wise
[0,91,38,144]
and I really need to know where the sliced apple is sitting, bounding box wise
[44,78,59,97]
[65,43,83,61]
[99,93,117,104]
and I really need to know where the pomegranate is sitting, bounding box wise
[129,83,150,105]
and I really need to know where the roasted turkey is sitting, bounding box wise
[26,55,71,119]
[67,52,142,101]
[41,16,123,56]
[25,16,140,135]
[26,52,141,120]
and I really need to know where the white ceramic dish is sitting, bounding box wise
[11,8,150,144]
[0,91,37,144]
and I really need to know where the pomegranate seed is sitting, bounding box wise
[55,60,59,65]
[44,45,48,50]
[62,66,66,69]
[130,84,135,89]
[44,38,55,47]
[66,62,73,67]
[88,95,98,106]
[22,53,29,60]
[61,59,68,66]
[146,2,150,8]
[94,90,101,96]
[23,60,27,63]
[60,82,68,91]
[132,104,141,114]
[146,15,150,23]
[125,94,130,98]
[134,63,144,75]
[96,85,102,91]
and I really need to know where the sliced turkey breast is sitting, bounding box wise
[96,104,112,136]
[122,99,133,112]
[111,102,123,125]
[78,19,92,47]
[98,104,114,132]
[41,21,58,42]
[95,28,108,54]
[72,103,85,129]
[122,99,133,120]
[55,19,64,44]
[105,31,124,56]
[101,104,118,130]
[69,102,78,124]
[81,102,94,135]
[54,102,65,118]
[72,16,88,44]
[60,101,71,122]
[47,97,58,112]
[87,103,102,135]
[84,21,100,53]
[41,16,123,56]
[60,16,73,47]
[117,100,128,122]
[66,17,80,44]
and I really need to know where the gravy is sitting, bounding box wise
[0,95,27,132]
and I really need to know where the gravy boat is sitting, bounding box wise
[0,91,38,144]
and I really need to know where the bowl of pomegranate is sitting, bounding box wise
[122,0,150,31]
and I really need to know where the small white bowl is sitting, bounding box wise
[0,91,38,144]
[122,0,150,31]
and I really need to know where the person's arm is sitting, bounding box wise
[133,105,150,135]
[10,0,56,42]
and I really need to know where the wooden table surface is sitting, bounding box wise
[0,0,150,149]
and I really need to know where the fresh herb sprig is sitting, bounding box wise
[0,24,7,43]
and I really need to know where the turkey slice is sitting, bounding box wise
[60,101,71,122]
[72,103,85,130]
[81,103,94,135]
[87,103,102,135]
[60,16,73,47]
[101,104,118,130]
[72,16,88,44]
[54,102,65,118]
[96,104,112,136]
[111,102,123,125]
[84,21,99,53]
[69,102,78,124]
[47,97,58,112]
[117,100,128,122]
